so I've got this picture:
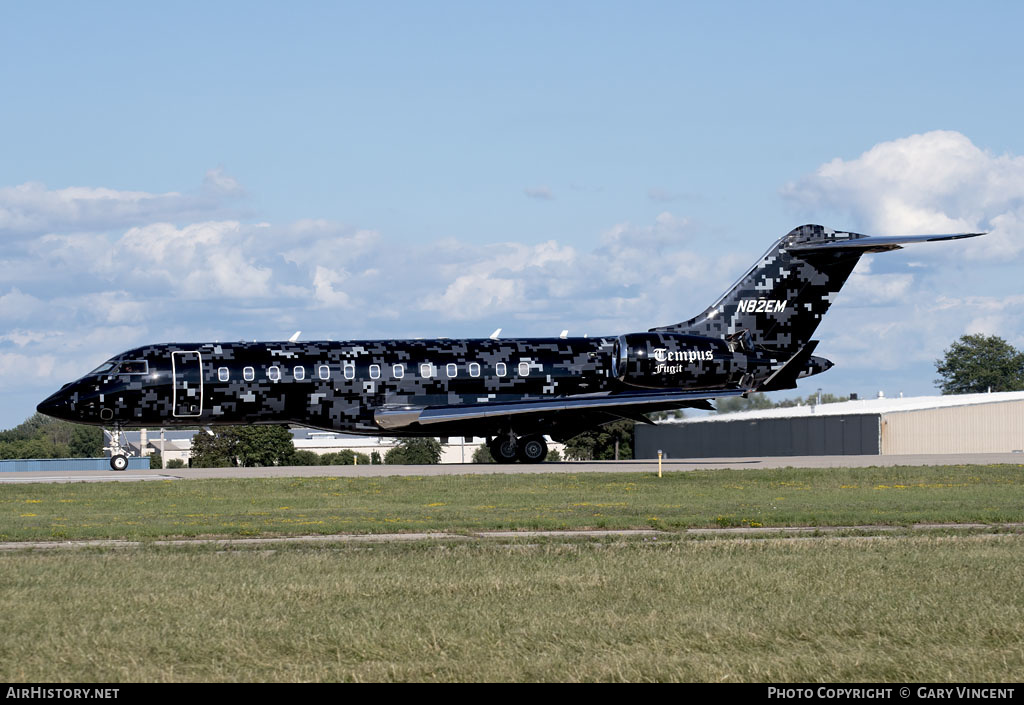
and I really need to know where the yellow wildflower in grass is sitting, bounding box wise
[24,500,42,504]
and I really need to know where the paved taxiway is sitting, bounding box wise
[2,453,1021,484]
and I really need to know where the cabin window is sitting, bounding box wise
[446,363,457,378]
[243,366,255,381]
[393,364,405,379]
[369,364,381,379]
[294,365,305,381]
[496,362,507,377]
[89,361,117,375]
[319,365,331,380]
[519,362,530,377]
[343,363,355,380]
[268,366,281,381]
[420,363,434,378]
[469,362,481,377]
[218,367,229,382]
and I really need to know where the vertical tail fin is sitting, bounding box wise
[651,225,983,355]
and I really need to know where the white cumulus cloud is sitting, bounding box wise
[783,130,1024,259]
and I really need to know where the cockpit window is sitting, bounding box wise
[89,361,117,375]
[117,360,149,375]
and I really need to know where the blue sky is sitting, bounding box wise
[3,1,1024,428]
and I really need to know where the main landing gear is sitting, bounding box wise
[487,432,548,464]
[104,425,132,471]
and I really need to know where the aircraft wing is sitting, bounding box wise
[374,388,747,430]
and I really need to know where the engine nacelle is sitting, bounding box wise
[612,332,737,389]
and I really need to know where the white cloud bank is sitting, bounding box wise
[0,168,242,236]
[783,130,1024,259]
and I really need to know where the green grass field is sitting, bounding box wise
[3,464,1023,682]
[2,464,1024,541]
[2,536,1023,682]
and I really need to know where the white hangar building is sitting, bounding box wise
[635,391,1024,458]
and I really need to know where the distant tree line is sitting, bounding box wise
[0,414,103,460]
[715,391,850,415]
[189,426,443,467]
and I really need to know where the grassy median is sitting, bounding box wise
[2,464,1024,541]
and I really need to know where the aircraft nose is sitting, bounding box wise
[37,389,72,421]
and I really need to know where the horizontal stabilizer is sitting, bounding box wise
[788,231,984,254]
[374,389,747,430]
[756,341,819,392]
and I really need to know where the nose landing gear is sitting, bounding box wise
[104,425,132,471]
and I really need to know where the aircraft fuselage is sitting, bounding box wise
[37,334,803,439]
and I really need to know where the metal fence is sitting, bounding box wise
[0,457,150,472]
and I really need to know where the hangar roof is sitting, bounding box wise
[673,390,1024,424]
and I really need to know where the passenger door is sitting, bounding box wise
[172,351,203,417]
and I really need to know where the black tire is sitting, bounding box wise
[110,454,129,471]
[517,435,548,464]
[489,436,518,463]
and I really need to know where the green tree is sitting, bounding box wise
[189,425,296,467]
[291,450,321,466]
[563,420,634,461]
[385,438,443,464]
[233,426,295,467]
[472,445,495,463]
[189,429,237,468]
[546,448,562,463]
[776,393,849,408]
[715,393,776,414]
[319,450,371,465]
[646,409,686,421]
[69,425,103,457]
[935,334,1024,394]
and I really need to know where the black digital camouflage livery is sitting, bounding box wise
[38,225,983,466]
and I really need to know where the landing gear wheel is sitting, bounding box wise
[517,435,548,464]
[488,436,518,463]
[110,454,129,471]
